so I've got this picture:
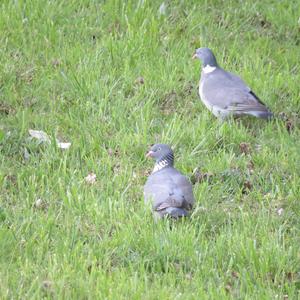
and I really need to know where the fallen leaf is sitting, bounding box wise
[20,67,35,84]
[242,180,252,193]
[85,173,96,184]
[276,208,284,216]
[279,112,297,134]
[0,103,16,115]
[144,169,152,177]
[29,129,71,149]
[191,168,214,184]
[29,129,50,143]
[56,141,71,149]
[35,199,42,207]
[134,76,144,85]
[183,82,194,95]
[34,198,47,209]
[42,280,53,291]
[279,112,288,121]
[239,142,251,155]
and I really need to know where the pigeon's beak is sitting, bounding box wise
[146,150,154,158]
[192,53,198,59]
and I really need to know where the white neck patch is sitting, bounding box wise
[152,159,169,174]
[202,64,216,74]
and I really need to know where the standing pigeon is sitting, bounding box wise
[193,47,273,119]
[144,144,194,219]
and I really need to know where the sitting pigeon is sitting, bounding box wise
[193,47,273,119]
[144,144,194,219]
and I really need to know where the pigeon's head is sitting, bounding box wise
[146,143,174,164]
[193,47,218,67]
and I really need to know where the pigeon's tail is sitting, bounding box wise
[247,110,273,120]
[165,207,189,218]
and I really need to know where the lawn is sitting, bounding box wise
[0,0,299,299]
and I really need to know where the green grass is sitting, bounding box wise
[1,0,300,298]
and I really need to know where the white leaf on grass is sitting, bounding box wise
[34,198,46,209]
[85,173,96,184]
[29,129,71,149]
[276,208,284,216]
[158,2,167,15]
[29,129,50,143]
[56,141,71,149]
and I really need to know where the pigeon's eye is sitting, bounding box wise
[157,147,161,151]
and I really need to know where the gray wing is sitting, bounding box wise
[144,168,194,212]
[201,68,272,117]
[170,169,194,208]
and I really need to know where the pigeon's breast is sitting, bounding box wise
[199,78,216,113]
[199,75,231,118]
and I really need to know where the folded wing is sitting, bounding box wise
[201,69,272,118]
